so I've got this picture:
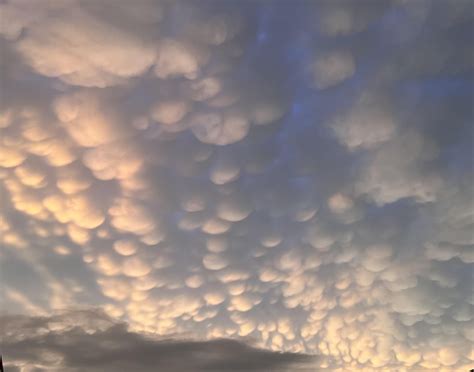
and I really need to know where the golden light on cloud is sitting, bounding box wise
[1,0,473,371]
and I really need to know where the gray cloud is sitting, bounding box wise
[1,310,314,372]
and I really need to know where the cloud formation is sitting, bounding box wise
[1,310,314,372]
[0,0,473,371]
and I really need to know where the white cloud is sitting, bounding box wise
[206,236,228,253]
[53,91,130,148]
[1,1,472,370]
[0,145,27,167]
[216,193,252,222]
[83,142,144,181]
[154,39,209,80]
[122,256,152,278]
[113,239,140,256]
[201,218,231,235]
[203,254,229,271]
[209,156,240,185]
[327,193,353,214]
[230,294,259,312]
[191,111,250,146]
[331,102,397,151]
[150,100,190,125]
[185,275,204,288]
[312,51,355,89]
[109,198,157,236]
[204,291,226,306]
[356,131,443,205]
[188,78,222,101]
[13,5,158,87]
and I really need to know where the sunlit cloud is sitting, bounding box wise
[1,0,473,371]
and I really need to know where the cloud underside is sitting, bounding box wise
[1,310,314,372]
[0,0,473,371]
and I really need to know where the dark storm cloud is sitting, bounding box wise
[1,310,314,372]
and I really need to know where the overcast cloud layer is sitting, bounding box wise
[0,0,473,371]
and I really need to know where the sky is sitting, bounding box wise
[0,0,473,371]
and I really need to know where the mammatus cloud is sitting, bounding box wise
[4,0,161,87]
[0,0,473,371]
[0,310,315,372]
[311,50,355,90]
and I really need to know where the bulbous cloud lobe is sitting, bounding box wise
[1,0,473,371]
